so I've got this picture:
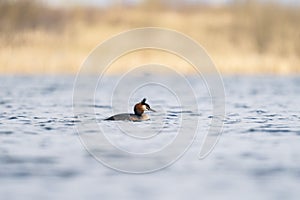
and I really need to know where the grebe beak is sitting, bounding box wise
[148,108,156,112]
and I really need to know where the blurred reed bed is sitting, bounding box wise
[0,0,299,74]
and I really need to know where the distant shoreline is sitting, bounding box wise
[0,1,299,75]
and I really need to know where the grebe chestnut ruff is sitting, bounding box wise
[105,98,156,121]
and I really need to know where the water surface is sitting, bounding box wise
[0,75,300,200]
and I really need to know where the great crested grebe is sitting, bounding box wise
[105,98,156,121]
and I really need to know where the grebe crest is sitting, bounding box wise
[105,98,155,121]
[134,98,153,116]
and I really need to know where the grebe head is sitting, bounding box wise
[134,98,156,116]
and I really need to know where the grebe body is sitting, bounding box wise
[105,98,155,121]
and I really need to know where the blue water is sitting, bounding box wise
[1,75,300,200]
